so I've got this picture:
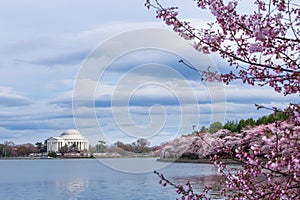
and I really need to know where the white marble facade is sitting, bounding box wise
[46,129,89,153]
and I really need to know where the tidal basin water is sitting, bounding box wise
[0,158,223,200]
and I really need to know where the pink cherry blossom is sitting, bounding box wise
[146,0,300,199]
[146,0,300,95]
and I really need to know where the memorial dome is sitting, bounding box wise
[60,129,86,140]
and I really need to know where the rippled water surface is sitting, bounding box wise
[0,158,223,199]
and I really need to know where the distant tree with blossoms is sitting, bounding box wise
[145,0,300,199]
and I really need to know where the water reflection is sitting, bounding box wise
[97,157,171,173]
[56,178,89,199]
[0,159,227,199]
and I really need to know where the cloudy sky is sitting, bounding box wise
[0,0,297,146]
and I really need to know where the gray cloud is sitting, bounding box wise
[15,50,89,67]
[0,95,32,107]
[0,87,32,107]
[0,110,75,132]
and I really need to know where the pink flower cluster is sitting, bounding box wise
[154,105,300,199]
[216,118,300,198]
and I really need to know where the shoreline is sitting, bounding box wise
[0,156,158,160]
[157,158,239,164]
[0,157,239,164]
[0,157,46,160]
[0,156,94,160]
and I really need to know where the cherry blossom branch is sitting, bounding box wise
[154,170,211,200]
[145,0,300,94]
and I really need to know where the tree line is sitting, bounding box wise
[222,111,288,133]
[0,138,157,157]
[0,141,46,157]
[186,111,289,135]
[114,138,157,153]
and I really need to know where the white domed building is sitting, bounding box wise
[46,129,89,153]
